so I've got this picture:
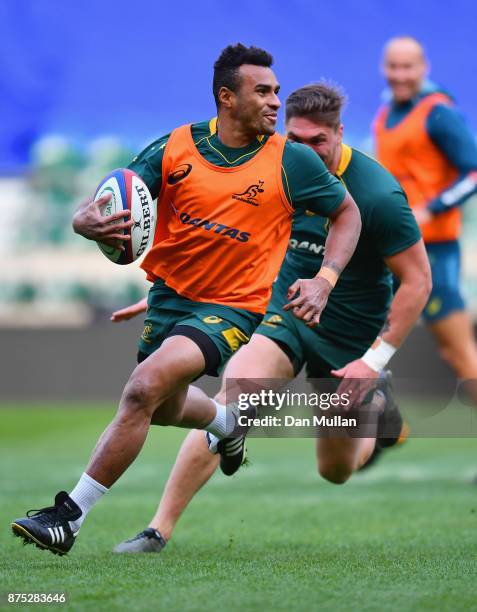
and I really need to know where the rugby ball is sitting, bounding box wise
[94,168,154,265]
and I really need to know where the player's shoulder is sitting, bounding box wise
[419,85,457,120]
[420,81,454,103]
[427,97,464,127]
[345,148,409,217]
[347,148,403,195]
[346,149,419,242]
[129,133,170,166]
[129,120,212,165]
[191,119,217,140]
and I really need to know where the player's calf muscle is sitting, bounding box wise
[316,440,360,484]
[151,392,188,426]
[318,457,354,485]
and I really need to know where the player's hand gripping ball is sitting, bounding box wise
[95,169,154,265]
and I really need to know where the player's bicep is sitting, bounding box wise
[303,178,347,217]
[384,239,430,284]
[327,190,356,220]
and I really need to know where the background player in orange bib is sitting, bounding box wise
[374,36,477,397]
[10,44,360,556]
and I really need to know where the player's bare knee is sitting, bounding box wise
[121,376,159,417]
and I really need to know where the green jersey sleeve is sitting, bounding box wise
[370,188,421,257]
[282,141,346,215]
[128,133,171,199]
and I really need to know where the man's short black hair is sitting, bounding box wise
[213,43,273,107]
[285,82,347,129]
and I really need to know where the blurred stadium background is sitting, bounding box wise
[1,0,476,398]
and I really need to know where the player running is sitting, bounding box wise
[374,36,477,397]
[10,45,361,556]
[111,82,431,553]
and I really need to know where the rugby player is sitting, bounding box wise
[375,36,477,395]
[111,83,431,553]
[10,45,361,556]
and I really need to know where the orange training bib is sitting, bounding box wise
[374,93,460,243]
[141,124,293,314]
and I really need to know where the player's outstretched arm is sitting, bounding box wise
[111,298,148,322]
[379,239,432,348]
[285,192,361,326]
[72,194,134,248]
[332,239,431,385]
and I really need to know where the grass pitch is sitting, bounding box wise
[1,405,477,612]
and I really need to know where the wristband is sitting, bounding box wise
[361,338,396,372]
[317,266,339,288]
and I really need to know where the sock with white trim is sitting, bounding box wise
[68,472,108,532]
[204,400,237,438]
